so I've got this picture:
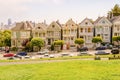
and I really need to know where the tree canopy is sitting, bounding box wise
[54,40,64,45]
[31,37,44,47]
[112,36,120,42]
[108,4,120,18]
[0,30,11,47]
[74,38,84,45]
[92,37,102,43]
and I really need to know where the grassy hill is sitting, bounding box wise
[0,60,120,80]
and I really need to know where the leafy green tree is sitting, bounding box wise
[108,4,120,18]
[112,36,118,42]
[75,38,84,50]
[74,38,84,45]
[54,40,64,45]
[0,31,4,47]
[31,37,44,51]
[54,40,64,50]
[0,30,11,47]
[92,37,102,48]
[112,36,120,46]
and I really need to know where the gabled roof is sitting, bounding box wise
[47,21,62,30]
[94,16,112,26]
[62,19,78,28]
[33,23,47,31]
[11,21,33,31]
[110,15,120,23]
[79,18,94,26]
[94,17,102,24]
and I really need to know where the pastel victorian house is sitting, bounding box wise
[79,18,94,48]
[110,16,120,37]
[110,16,120,45]
[11,21,33,47]
[62,19,78,46]
[94,17,112,43]
[46,21,62,45]
[32,23,47,45]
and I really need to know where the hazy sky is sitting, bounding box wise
[0,0,119,24]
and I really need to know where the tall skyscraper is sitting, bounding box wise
[8,18,12,26]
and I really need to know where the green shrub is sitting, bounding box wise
[11,47,18,51]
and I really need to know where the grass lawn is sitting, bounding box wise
[0,60,120,80]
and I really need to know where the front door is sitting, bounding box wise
[48,39,51,45]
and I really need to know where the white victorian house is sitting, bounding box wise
[79,18,94,48]
[46,21,62,45]
[94,17,112,43]
[62,19,78,46]
[32,23,47,45]
[110,16,120,37]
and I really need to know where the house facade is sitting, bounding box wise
[94,17,112,43]
[46,21,62,45]
[32,23,47,45]
[79,18,94,48]
[62,19,78,46]
[110,16,120,37]
[11,21,33,47]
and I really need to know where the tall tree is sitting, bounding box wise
[108,4,120,18]
[92,37,102,48]
[112,36,120,47]
[3,30,11,47]
[31,37,44,51]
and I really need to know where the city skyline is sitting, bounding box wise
[0,0,119,24]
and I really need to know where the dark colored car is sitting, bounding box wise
[95,46,107,50]
[16,52,27,56]
[3,53,15,57]
[95,51,110,55]
[79,47,88,51]
[111,49,119,54]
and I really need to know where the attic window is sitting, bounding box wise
[52,25,55,28]
[102,21,105,24]
[38,27,41,29]
[85,22,88,25]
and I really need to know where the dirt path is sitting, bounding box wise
[0,58,109,66]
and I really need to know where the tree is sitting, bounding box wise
[112,36,120,47]
[74,38,84,51]
[54,40,64,50]
[0,30,11,47]
[54,40,64,45]
[0,31,4,47]
[108,4,120,18]
[74,38,84,45]
[92,37,102,48]
[31,37,44,51]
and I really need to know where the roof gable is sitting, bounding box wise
[79,18,93,27]
[47,21,61,30]
[11,21,33,31]
[63,19,78,29]
[94,17,112,26]
[33,23,47,31]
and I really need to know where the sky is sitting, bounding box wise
[0,0,120,24]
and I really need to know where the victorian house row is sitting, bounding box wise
[11,16,120,48]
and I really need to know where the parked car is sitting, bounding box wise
[95,46,107,50]
[111,49,119,54]
[16,52,27,56]
[95,51,110,55]
[77,51,88,56]
[37,49,50,55]
[79,47,88,51]
[61,53,69,57]
[3,53,15,57]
